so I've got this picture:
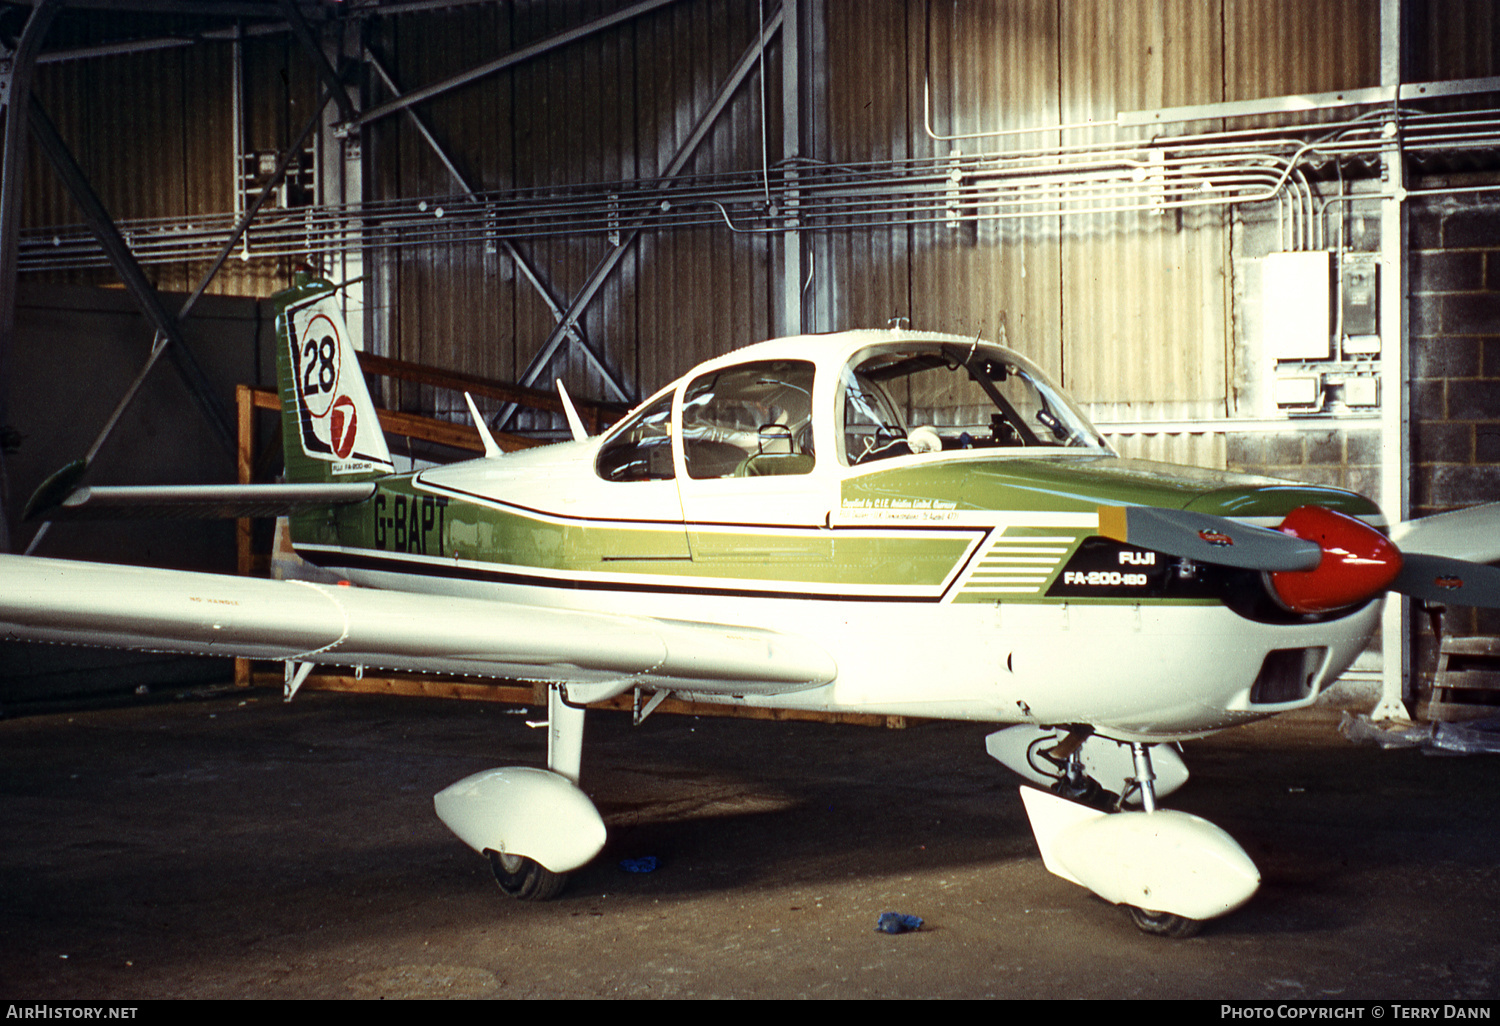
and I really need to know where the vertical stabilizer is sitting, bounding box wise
[273,278,393,483]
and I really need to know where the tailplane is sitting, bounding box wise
[273,277,393,484]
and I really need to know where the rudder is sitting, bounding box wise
[272,276,393,484]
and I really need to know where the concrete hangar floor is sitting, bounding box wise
[1,685,1498,1000]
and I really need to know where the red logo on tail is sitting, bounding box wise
[330,395,358,458]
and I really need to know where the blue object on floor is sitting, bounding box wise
[875,912,923,934]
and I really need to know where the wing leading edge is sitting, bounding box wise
[0,554,836,695]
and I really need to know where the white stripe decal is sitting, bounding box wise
[953,530,1083,599]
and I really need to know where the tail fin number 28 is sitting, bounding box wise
[285,294,392,475]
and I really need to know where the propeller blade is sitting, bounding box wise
[1391,503,1500,564]
[1098,505,1323,572]
[1392,553,1500,609]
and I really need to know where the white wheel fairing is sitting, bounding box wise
[1019,786,1260,921]
[434,767,607,874]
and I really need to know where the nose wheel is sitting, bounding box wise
[1129,905,1203,938]
[1046,739,1210,938]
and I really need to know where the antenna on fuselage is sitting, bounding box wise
[556,380,589,442]
[463,392,504,458]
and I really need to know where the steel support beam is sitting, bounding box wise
[1375,0,1411,721]
[26,88,334,462]
[499,4,785,427]
[277,0,356,125]
[343,0,685,134]
[362,47,629,403]
[0,0,58,551]
[28,98,234,457]
[779,0,802,337]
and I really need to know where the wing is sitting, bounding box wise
[0,554,836,697]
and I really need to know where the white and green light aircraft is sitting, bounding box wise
[6,276,1500,936]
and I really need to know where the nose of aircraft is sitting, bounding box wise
[1267,506,1404,614]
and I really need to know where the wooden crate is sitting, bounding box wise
[1428,636,1500,722]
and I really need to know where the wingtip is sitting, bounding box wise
[22,458,89,522]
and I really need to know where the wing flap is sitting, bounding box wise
[0,555,835,693]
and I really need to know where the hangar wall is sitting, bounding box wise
[1,284,271,703]
[1409,195,1500,661]
[16,3,1491,415]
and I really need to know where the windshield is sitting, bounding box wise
[838,342,1109,465]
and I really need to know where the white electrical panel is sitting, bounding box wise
[1263,252,1331,361]
[1261,251,1383,418]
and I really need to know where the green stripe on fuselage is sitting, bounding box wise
[294,454,1380,597]
[842,455,1377,516]
[298,478,975,590]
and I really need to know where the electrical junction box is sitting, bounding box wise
[1261,251,1382,418]
[1273,374,1323,412]
[1343,376,1378,408]
[1341,258,1378,338]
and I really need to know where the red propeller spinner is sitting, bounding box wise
[1267,506,1403,614]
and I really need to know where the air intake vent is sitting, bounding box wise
[1250,648,1327,705]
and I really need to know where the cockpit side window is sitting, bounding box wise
[596,390,676,481]
[840,366,909,465]
[681,360,816,479]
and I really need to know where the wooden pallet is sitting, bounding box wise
[1428,636,1500,722]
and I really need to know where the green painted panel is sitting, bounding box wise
[844,455,1375,517]
[307,477,977,590]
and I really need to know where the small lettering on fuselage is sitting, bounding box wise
[374,492,448,555]
[1063,571,1150,587]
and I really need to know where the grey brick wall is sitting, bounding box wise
[1409,195,1500,658]
[1225,429,1383,500]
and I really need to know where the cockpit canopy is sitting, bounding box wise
[597,337,1109,483]
[839,342,1108,465]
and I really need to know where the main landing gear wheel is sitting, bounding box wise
[1128,906,1203,939]
[488,850,568,901]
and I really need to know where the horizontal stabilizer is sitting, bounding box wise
[32,482,376,521]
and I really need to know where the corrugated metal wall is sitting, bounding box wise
[27,17,307,299]
[369,0,778,419]
[16,0,1495,424]
[812,0,1381,421]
